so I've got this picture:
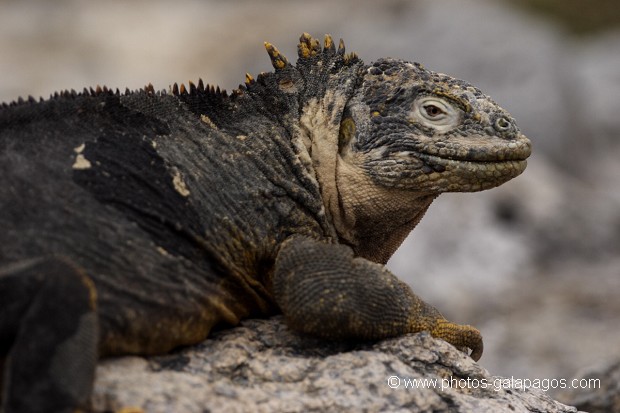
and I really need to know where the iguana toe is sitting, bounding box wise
[431,319,484,361]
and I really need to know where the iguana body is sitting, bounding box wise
[0,34,530,412]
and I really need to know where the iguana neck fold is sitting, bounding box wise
[296,89,352,244]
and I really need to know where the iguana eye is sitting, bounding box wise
[410,96,460,132]
[423,104,445,118]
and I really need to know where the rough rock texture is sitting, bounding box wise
[558,358,620,413]
[93,317,579,413]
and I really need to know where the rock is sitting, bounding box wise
[93,316,579,413]
[557,358,620,413]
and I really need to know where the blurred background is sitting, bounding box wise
[1,0,619,402]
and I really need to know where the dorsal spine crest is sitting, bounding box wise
[2,33,356,109]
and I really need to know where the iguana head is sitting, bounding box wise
[335,58,530,261]
[340,58,531,193]
[264,34,531,262]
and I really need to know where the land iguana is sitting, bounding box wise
[0,33,531,413]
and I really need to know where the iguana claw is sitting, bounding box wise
[432,319,484,362]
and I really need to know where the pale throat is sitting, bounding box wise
[333,155,437,263]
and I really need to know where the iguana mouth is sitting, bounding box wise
[418,152,528,171]
[414,133,532,166]
[402,151,529,192]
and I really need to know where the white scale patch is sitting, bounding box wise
[72,143,92,170]
[172,168,190,197]
[156,246,170,256]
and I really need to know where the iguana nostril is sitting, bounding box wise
[494,116,512,132]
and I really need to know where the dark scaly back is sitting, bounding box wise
[0,34,364,354]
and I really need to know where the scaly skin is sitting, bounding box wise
[0,33,529,412]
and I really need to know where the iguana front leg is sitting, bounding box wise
[273,236,483,361]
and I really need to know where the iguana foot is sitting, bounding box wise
[430,319,483,361]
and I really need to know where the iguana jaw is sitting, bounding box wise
[360,128,531,193]
[410,132,532,163]
[414,153,528,192]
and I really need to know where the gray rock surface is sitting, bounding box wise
[559,358,620,413]
[92,317,579,413]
